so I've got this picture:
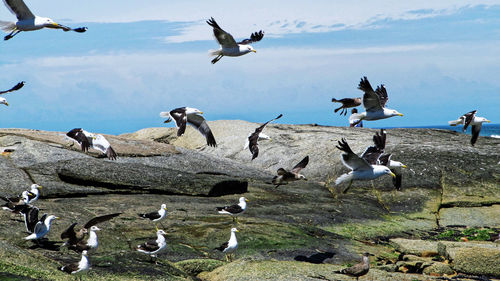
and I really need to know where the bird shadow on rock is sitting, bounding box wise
[294,252,335,264]
[27,239,61,251]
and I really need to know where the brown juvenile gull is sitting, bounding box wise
[350,77,403,126]
[66,128,117,160]
[334,252,373,280]
[160,107,217,147]
[272,156,309,187]
[61,213,121,250]
[331,97,362,115]
[247,114,282,160]
[1,0,86,40]
[0,81,24,105]
[448,110,491,146]
[335,137,396,193]
[207,17,264,64]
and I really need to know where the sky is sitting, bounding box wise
[0,1,499,134]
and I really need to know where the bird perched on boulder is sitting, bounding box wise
[216,197,248,223]
[138,204,167,228]
[137,228,168,264]
[59,250,90,277]
[206,17,264,64]
[272,156,309,187]
[215,228,239,262]
[334,252,373,280]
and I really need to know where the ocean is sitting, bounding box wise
[397,123,500,138]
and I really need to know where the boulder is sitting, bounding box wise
[452,248,500,277]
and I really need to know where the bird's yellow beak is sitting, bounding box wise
[252,50,257,53]
[402,165,407,169]
[487,120,491,123]
[200,111,204,114]
[390,172,396,178]
[245,199,249,202]
[236,229,239,232]
[5,102,8,106]
[55,217,60,219]
[155,225,159,232]
[164,207,168,210]
[397,113,404,117]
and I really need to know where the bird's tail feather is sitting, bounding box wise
[0,21,15,32]
[335,173,353,185]
[159,111,170,118]
[448,119,461,126]
[209,49,222,56]
[349,113,364,123]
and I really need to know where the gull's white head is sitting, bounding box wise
[157,229,167,236]
[231,228,239,233]
[240,45,256,54]
[389,160,407,169]
[382,167,396,178]
[161,204,167,210]
[185,107,203,114]
[46,215,59,223]
[36,17,60,28]
[0,97,8,106]
[90,225,100,232]
[259,133,271,141]
[477,117,491,123]
[390,109,403,117]
[31,184,42,190]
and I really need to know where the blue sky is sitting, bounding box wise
[0,1,499,134]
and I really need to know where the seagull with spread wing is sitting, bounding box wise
[449,110,491,146]
[66,128,117,160]
[335,136,396,193]
[60,213,121,251]
[0,81,24,106]
[272,156,309,187]
[0,0,87,40]
[350,77,403,126]
[160,107,217,147]
[206,17,264,64]
[247,114,282,160]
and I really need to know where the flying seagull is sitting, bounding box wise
[25,214,59,240]
[331,97,362,115]
[138,204,167,228]
[365,129,407,190]
[272,156,309,187]
[59,250,90,276]
[137,228,168,264]
[334,252,373,281]
[207,17,264,64]
[0,81,24,106]
[247,114,282,160]
[66,128,117,160]
[335,137,396,193]
[160,107,217,147]
[449,110,491,146]
[216,197,248,223]
[214,227,239,262]
[61,213,121,249]
[350,77,403,126]
[0,0,87,40]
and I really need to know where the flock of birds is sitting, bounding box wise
[0,0,493,279]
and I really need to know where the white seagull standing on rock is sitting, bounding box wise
[137,228,168,264]
[216,197,248,223]
[215,228,239,262]
[160,107,217,147]
[206,17,264,64]
[350,76,403,126]
[60,250,90,276]
[0,0,87,40]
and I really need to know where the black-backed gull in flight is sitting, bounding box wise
[1,0,86,40]
[335,137,396,193]
[272,156,309,187]
[449,110,491,146]
[350,77,403,126]
[66,128,117,160]
[207,17,264,64]
[331,97,362,116]
[214,227,239,262]
[247,114,282,160]
[160,107,217,147]
[216,197,248,223]
[0,81,24,106]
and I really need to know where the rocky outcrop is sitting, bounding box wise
[0,123,498,280]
